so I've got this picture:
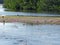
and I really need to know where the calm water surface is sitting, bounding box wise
[0,4,60,45]
[0,22,60,45]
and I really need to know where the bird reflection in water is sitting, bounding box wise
[2,16,5,25]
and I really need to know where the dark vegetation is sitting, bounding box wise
[4,0,60,13]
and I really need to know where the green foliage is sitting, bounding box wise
[4,0,60,13]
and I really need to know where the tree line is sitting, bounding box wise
[4,0,60,13]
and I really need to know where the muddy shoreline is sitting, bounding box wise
[0,16,60,24]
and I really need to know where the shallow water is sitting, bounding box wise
[0,22,60,45]
[0,4,60,16]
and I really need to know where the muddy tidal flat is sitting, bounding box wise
[0,16,60,24]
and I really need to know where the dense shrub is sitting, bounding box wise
[4,0,60,13]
